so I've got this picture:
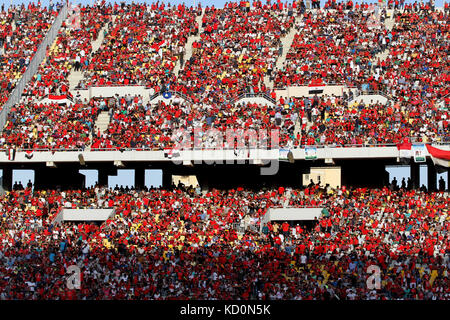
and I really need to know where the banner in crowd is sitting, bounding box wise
[308,79,325,95]
[7,148,15,161]
[397,141,412,164]
[164,148,180,159]
[305,146,317,160]
[412,144,426,163]
[48,95,68,100]
[426,144,450,169]
[163,91,172,99]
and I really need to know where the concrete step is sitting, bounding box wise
[263,75,272,88]
[175,11,204,76]
[385,11,395,31]
[374,50,389,63]
[89,112,111,149]
[91,24,109,53]
[283,189,292,208]
[275,22,297,70]
[67,70,84,91]
[68,16,114,95]
[294,118,302,141]
[305,119,313,133]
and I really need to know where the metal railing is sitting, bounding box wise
[437,93,450,109]
[1,139,449,154]
[351,89,393,102]
[149,90,277,106]
[0,2,69,131]
[231,92,276,105]
[273,81,346,91]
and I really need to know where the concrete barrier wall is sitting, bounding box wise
[89,86,148,99]
[234,97,276,106]
[150,95,187,105]
[268,207,323,221]
[0,146,423,163]
[61,208,115,221]
[72,89,90,102]
[261,207,323,231]
[349,94,389,105]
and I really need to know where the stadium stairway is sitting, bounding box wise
[370,10,396,69]
[385,10,395,31]
[174,10,205,76]
[283,189,292,207]
[266,18,298,88]
[67,71,84,92]
[294,117,303,142]
[276,23,297,71]
[94,111,111,134]
[68,16,115,91]
[86,111,111,151]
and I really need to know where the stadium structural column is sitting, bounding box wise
[427,161,437,192]
[162,170,173,189]
[410,162,420,190]
[98,170,109,188]
[1,167,13,191]
[448,168,450,191]
[134,167,146,190]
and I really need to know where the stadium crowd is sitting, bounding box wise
[299,94,448,146]
[88,92,448,150]
[175,1,294,104]
[23,2,112,99]
[1,90,447,151]
[0,100,101,150]
[370,9,449,108]
[0,0,449,302]
[0,1,59,108]
[0,1,446,149]
[77,2,199,90]
[0,183,449,299]
[90,96,300,150]
[274,4,388,88]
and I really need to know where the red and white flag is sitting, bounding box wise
[426,144,450,169]
[397,140,412,163]
[308,79,326,95]
[25,150,34,160]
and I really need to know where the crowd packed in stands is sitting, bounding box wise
[86,92,449,150]
[0,100,102,150]
[0,0,449,302]
[77,2,199,90]
[1,90,447,151]
[0,183,449,299]
[91,96,300,150]
[23,3,112,99]
[299,94,448,146]
[0,2,59,108]
[0,0,447,152]
[175,1,294,104]
[370,10,449,108]
[274,5,388,88]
